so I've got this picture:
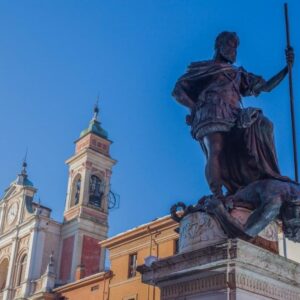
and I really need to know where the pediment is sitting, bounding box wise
[1,185,17,201]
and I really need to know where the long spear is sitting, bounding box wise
[284,3,298,183]
[283,3,298,259]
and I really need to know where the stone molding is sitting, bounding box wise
[139,240,300,284]
[161,271,300,300]
[138,239,300,300]
[18,235,30,251]
[236,272,300,300]
[0,244,12,260]
[161,273,227,299]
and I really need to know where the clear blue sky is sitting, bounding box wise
[0,0,300,236]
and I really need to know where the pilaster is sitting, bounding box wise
[81,168,91,206]
[70,231,83,282]
[4,237,18,300]
[25,224,46,296]
[0,203,7,235]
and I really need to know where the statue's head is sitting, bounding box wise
[282,192,300,242]
[214,31,239,64]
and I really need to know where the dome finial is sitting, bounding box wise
[93,94,100,121]
[15,148,34,187]
[21,148,28,176]
[79,94,108,139]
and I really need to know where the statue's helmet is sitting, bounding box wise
[282,197,300,242]
[215,31,239,64]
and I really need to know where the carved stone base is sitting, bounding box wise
[178,210,279,254]
[179,211,227,253]
[137,239,300,300]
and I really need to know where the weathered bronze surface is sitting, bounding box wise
[171,32,299,242]
[173,31,294,197]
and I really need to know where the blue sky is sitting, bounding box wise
[0,0,300,236]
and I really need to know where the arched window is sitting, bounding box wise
[0,258,9,292]
[74,177,81,205]
[17,254,27,286]
[89,175,104,207]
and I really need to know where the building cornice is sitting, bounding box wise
[100,215,177,249]
[65,147,116,166]
[53,271,112,293]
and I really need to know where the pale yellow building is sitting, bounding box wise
[100,216,178,300]
[54,271,111,300]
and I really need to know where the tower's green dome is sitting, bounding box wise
[80,118,108,139]
[79,104,108,139]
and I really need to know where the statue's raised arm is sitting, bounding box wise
[251,47,294,94]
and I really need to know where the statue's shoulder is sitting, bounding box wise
[187,60,214,70]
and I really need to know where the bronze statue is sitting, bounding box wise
[171,179,300,242]
[172,31,294,198]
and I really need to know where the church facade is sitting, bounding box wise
[0,162,60,300]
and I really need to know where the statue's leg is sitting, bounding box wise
[244,196,282,237]
[203,132,224,198]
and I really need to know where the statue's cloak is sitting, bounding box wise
[178,60,235,82]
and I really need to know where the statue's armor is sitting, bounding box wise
[189,65,264,140]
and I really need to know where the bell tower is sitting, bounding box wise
[58,104,116,283]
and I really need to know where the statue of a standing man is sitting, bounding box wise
[172,31,294,198]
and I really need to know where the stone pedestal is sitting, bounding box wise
[138,239,300,300]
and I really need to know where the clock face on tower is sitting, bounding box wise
[7,202,18,225]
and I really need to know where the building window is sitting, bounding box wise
[74,177,81,205]
[17,254,27,286]
[0,258,9,292]
[128,253,137,278]
[174,239,179,254]
[123,296,137,300]
[91,285,99,291]
[89,175,104,207]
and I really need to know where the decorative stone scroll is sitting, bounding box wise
[0,245,11,260]
[179,211,226,253]
[18,235,30,251]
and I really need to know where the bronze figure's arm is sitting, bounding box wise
[172,80,195,110]
[255,47,294,94]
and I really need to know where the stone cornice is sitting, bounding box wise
[138,239,300,288]
[65,147,116,167]
[160,271,300,300]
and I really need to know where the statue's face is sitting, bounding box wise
[214,32,239,64]
[219,38,238,64]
